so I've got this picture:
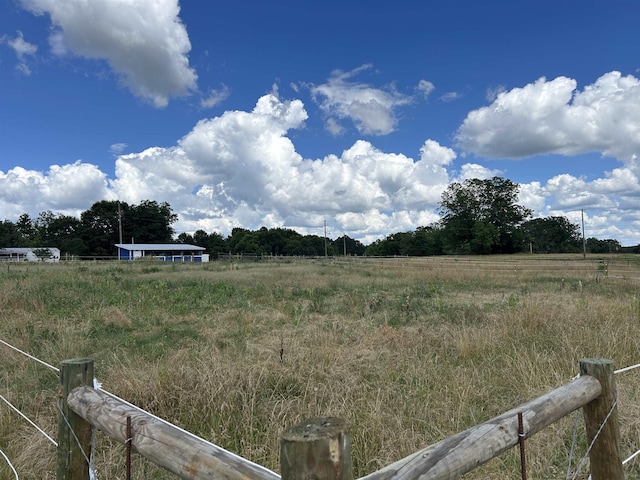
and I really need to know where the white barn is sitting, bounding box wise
[116,243,209,262]
[0,247,61,262]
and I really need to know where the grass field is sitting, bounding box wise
[1,255,640,479]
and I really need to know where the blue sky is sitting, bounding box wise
[1,0,640,245]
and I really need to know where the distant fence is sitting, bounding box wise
[56,357,623,480]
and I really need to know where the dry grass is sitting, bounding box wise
[1,255,640,479]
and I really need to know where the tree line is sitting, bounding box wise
[0,177,636,258]
[0,199,367,257]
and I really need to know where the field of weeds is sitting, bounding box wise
[1,255,640,479]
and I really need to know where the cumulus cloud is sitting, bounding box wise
[453,70,640,243]
[0,162,112,219]
[309,64,413,136]
[4,84,640,245]
[1,31,37,75]
[456,71,640,163]
[106,94,457,240]
[20,0,197,107]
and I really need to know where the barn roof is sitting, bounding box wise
[115,243,205,252]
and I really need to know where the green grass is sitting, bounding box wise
[1,255,640,479]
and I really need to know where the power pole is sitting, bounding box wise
[118,201,123,244]
[324,220,328,258]
[582,209,586,259]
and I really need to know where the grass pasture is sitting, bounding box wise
[1,255,640,479]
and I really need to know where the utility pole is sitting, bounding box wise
[324,220,327,258]
[582,209,586,259]
[117,201,123,244]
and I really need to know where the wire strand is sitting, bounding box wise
[0,338,59,373]
[57,400,90,465]
[623,448,640,465]
[571,397,618,480]
[565,410,581,480]
[0,447,19,480]
[615,362,640,375]
[0,393,57,447]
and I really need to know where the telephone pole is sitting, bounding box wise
[324,220,327,258]
[582,209,586,259]
[118,201,123,244]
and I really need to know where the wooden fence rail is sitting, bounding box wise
[57,358,624,480]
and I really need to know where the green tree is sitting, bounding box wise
[364,227,443,257]
[332,235,366,256]
[81,201,123,256]
[0,219,20,248]
[585,237,621,254]
[411,226,444,256]
[364,232,403,256]
[127,200,177,243]
[15,213,37,246]
[521,216,582,253]
[300,235,332,256]
[179,229,227,258]
[439,177,532,254]
[36,211,85,255]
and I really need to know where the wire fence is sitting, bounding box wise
[2,336,640,479]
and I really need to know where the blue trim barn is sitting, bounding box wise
[115,243,209,262]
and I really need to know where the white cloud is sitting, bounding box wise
[486,85,506,102]
[417,79,435,98]
[309,64,413,136]
[107,94,458,240]
[0,162,112,219]
[109,143,128,155]
[4,86,640,245]
[200,85,230,109]
[456,71,640,163]
[440,92,462,102]
[4,30,37,58]
[21,0,198,107]
[455,163,501,182]
[1,31,37,75]
[453,71,640,244]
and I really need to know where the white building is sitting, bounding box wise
[115,243,209,262]
[0,247,61,262]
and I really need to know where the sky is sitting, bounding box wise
[1,0,640,246]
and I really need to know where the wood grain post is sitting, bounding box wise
[57,358,94,480]
[281,417,352,480]
[580,358,624,480]
[67,386,280,480]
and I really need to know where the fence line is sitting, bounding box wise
[1,336,638,479]
[58,357,623,480]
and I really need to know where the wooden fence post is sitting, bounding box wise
[57,358,94,480]
[281,417,352,480]
[580,358,624,480]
